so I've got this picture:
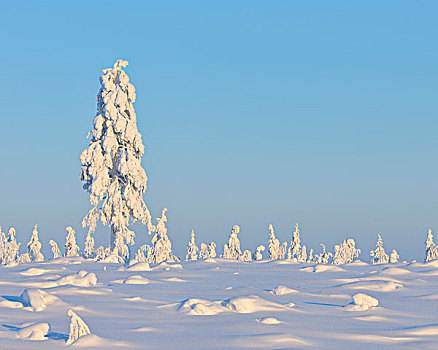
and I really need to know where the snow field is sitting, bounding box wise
[0,258,437,349]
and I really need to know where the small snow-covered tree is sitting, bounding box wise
[279,242,287,260]
[66,309,91,345]
[27,225,44,262]
[80,60,154,249]
[65,227,80,257]
[254,245,265,260]
[317,244,332,264]
[288,223,301,260]
[49,240,62,259]
[307,248,314,263]
[390,249,399,263]
[149,208,178,264]
[199,243,209,259]
[135,244,151,262]
[425,229,438,262]
[370,234,389,265]
[19,253,31,263]
[0,227,6,264]
[208,242,217,258]
[332,238,360,265]
[240,250,252,261]
[267,224,280,260]
[83,231,95,259]
[94,246,106,261]
[185,230,199,261]
[298,244,308,262]
[222,225,242,260]
[3,228,20,265]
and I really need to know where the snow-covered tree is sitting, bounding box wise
[267,224,280,260]
[49,240,62,259]
[370,234,389,265]
[0,227,5,264]
[135,244,151,262]
[149,209,178,264]
[65,227,80,257]
[66,309,91,345]
[94,246,106,261]
[185,230,199,261]
[317,244,332,264]
[307,248,314,263]
[83,231,95,259]
[111,227,135,262]
[3,228,20,265]
[240,250,252,261]
[27,225,44,262]
[288,223,301,260]
[298,244,308,262]
[390,249,399,263]
[332,238,360,265]
[222,225,242,260]
[19,253,31,263]
[208,242,217,258]
[199,243,209,259]
[80,59,154,249]
[425,229,438,262]
[254,245,265,260]
[279,242,288,260]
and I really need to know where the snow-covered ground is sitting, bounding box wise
[1,258,438,349]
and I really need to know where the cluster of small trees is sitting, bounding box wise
[0,209,177,266]
[4,222,438,266]
[184,223,400,265]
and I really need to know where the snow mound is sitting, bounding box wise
[424,260,438,268]
[69,334,129,348]
[346,293,379,311]
[55,271,97,287]
[258,317,282,324]
[123,275,150,285]
[163,277,186,282]
[271,285,298,295]
[122,262,152,272]
[301,265,345,273]
[345,280,402,292]
[349,260,368,266]
[20,289,60,312]
[273,260,298,265]
[381,267,411,275]
[203,258,217,263]
[57,270,97,286]
[17,322,50,340]
[20,268,49,276]
[153,262,183,270]
[178,298,228,315]
[222,295,286,313]
[0,299,23,309]
[99,254,125,264]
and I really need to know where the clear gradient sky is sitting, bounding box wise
[1,1,437,260]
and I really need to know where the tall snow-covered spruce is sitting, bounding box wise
[80,60,153,251]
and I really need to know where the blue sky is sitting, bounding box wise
[1,0,437,260]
